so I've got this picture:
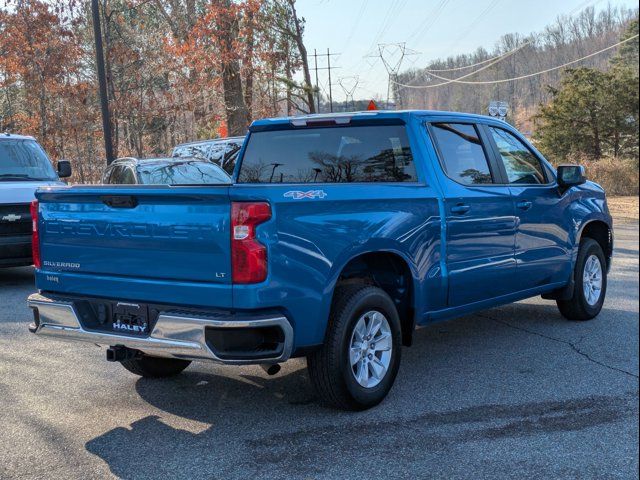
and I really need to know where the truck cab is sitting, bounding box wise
[0,133,70,267]
[27,111,612,409]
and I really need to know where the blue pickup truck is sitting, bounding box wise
[27,111,612,410]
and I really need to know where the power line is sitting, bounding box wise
[364,0,410,56]
[447,0,502,53]
[391,34,638,89]
[338,0,368,59]
[423,45,529,72]
[416,0,605,73]
[393,38,527,89]
[406,0,451,45]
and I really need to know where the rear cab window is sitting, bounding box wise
[238,124,417,183]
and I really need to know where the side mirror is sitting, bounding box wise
[557,164,586,191]
[57,160,72,179]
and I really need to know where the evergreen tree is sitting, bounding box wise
[534,20,639,161]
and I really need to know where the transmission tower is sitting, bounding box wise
[337,76,360,111]
[372,43,419,109]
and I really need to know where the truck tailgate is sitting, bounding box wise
[37,186,231,288]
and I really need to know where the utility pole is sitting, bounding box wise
[313,49,320,113]
[327,49,333,113]
[308,49,340,114]
[91,0,114,165]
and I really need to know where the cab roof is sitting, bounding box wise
[173,136,245,149]
[111,157,212,167]
[0,132,36,141]
[249,110,495,130]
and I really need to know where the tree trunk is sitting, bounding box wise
[613,118,621,158]
[285,39,293,115]
[243,9,255,118]
[222,62,250,135]
[589,109,602,158]
[102,3,118,158]
[287,0,315,113]
[219,0,250,136]
[38,75,47,142]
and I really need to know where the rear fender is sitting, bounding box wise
[317,240,424,342]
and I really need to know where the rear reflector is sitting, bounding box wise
[231,202,271,284]
[30,200,41,269]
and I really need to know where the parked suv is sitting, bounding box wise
[172,136,244,175]
[28,111,612,410]
[0,133,70,267]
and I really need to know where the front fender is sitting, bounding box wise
[566,189,612,266]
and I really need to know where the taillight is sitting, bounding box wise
[231,202,271,284]
[30,200,41,269]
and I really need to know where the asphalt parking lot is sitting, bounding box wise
[1,223,638,480]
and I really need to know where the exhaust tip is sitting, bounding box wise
[260,363,281,376]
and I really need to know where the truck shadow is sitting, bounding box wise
[0,266,33,287]
[84,302,638,479]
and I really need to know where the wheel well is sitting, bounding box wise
[581,221,612,267]
[336,252,415,347]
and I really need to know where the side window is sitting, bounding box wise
[430,123,493,185]
[109,165,136,184]
[489,127,546,185]
[207,143,227,165]
[107,165,123,184]
[102,166,114,184]
[119,167,137,184]
[222,141,242,175]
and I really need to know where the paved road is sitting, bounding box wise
[1,223,638,480]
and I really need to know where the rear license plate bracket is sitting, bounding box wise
[112,302,149,335]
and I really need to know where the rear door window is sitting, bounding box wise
[238,125,417,183]
[222,140,243,175]
[430,123,493,185]
[106,165,123,184]
[119,167,137,184]
[108,165,136,184]
[488,127,547,184]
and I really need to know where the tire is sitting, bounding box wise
[557,238,607,321]
[307,284,402,410]
[120,355,191,378]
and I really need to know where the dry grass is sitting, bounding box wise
[607,196,639,224]
[575,157,639,196]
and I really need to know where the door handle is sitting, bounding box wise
[451,203,470,215]
[516,200,533,211]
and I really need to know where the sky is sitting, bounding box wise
[296,0,638,101]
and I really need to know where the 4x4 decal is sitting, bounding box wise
[284,190,327,200]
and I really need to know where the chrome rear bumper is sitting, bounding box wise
[27,293,293,365]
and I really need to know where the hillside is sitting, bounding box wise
[396,5,638,133]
